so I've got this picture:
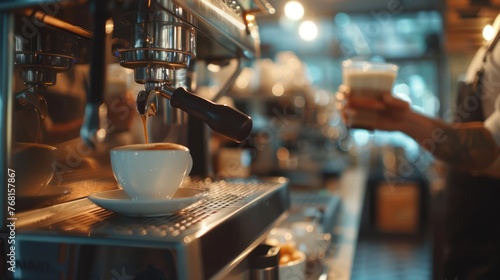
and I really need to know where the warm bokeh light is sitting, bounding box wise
[235,75,250,89]
[298,20,318,41]
[284,1,304,21]
[272,84,285,96]
[483,24,495,41]
[293,96,305,107]
[266,2,276,15]
[207,63,221,72]
[276,147,290,161]
[105,19,114,34]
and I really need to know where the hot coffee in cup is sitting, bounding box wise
[342,60,398,130]
[110,143,193,201]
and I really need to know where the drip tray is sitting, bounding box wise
[10,177,290,280]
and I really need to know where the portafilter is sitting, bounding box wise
[111,0,252,143]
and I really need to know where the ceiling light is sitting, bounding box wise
[299,20,318,41]
[284,1,304,21]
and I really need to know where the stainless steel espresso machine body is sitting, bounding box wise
[0,1,289,279]
[12,178,289,279]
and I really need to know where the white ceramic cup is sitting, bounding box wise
[110,143,193,201]
[12,142,56,197]
[342,59,398,130]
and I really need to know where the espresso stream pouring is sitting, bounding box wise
[137,85,253,143]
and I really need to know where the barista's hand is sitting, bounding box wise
[336,85,412,131]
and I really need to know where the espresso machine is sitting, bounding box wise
[0,1,290,279]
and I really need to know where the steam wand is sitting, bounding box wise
[136,84,253,143]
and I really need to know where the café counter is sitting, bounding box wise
[289,165,368,280]
[323,166,369,280]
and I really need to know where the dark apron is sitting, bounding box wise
[443,72,500,280]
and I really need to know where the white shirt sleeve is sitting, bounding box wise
[481,95,500,178]
[484,94,500,147]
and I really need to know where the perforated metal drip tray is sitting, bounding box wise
[15,177,290,279]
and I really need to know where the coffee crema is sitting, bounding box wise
[139,145,183,151]
[112,143,188,151]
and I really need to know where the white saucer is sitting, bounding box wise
[87,188,206,217]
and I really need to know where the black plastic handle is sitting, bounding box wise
[170,87,252,143]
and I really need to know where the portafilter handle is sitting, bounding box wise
[170,87,253,143]
[15,87,48,143]
[137,86,253,143]
[15,88,48,124]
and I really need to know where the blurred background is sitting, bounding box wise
[7,0,498,279]
[201,0,498,279]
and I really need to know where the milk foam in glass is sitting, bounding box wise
[342,60,398,129]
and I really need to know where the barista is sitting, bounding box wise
[338,16,500,279]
